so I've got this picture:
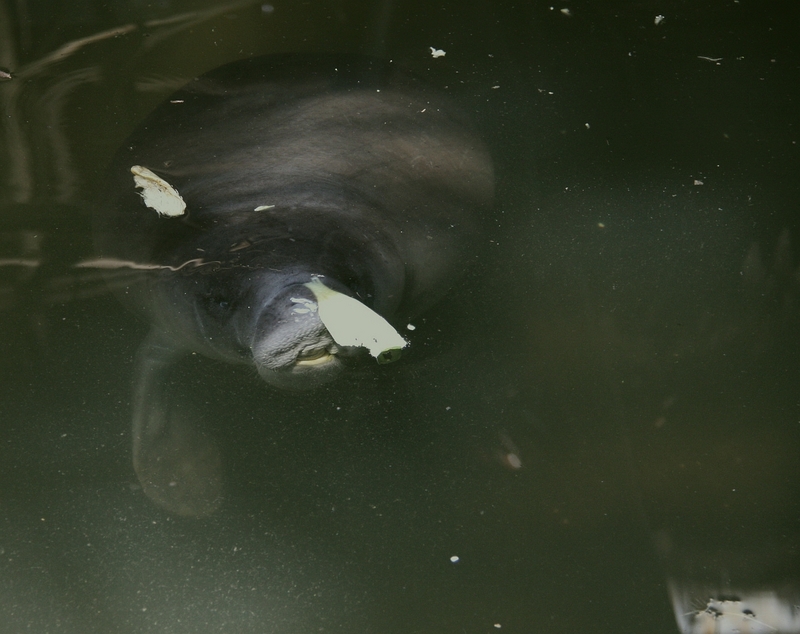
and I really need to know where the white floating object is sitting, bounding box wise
[304,276,407,363]
[131,165,186,217]
[429,47,446,58]
[449,555,460,563]
[254,204,275,211]
[669,583,800,634]
[654,14,665,25]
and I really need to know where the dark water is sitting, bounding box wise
[1,1,798,633]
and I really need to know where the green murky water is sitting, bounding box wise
[1,2,798,633]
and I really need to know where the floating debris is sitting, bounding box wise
[131,165,186,217]
[669,583,800,634]
[75,257,218,272]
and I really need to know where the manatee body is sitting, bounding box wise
[96,55,494,516]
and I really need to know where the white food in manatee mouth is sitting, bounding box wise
[294,347,337,367]
[299,276,408,364]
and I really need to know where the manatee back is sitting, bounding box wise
[96,55,494,319]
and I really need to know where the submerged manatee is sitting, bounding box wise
[95,55,494,516]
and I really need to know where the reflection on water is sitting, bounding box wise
[671,591,800,634]
[663,533,800,634]
[1,1,798,633]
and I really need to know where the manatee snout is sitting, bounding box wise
[249,283,349,390]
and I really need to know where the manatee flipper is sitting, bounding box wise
[131,330,223,517]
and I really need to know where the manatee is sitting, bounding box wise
[93,55,494,517]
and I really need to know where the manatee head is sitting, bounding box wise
[248,279,352,390]
[143,218,406,392]
[149,266,351,390]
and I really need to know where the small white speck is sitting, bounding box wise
[494,625,502,629]
[254,205,275,211]
[654,15,665,25]
[585,122,590,129]
[169,99,184,104]
[450,555,459,563]
[430,47,446,58]
[445,406,451,411]
[693,179,704,186]
[560,7,572,16]
[406,323,416,331]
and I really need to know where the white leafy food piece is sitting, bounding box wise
[304,276,408,363]
[131,165,186,217]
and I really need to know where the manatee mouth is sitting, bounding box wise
[252,327,346,389]
[294,348,337,367]
[249,278,365,388]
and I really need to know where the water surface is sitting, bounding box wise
[1,2,798,633]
